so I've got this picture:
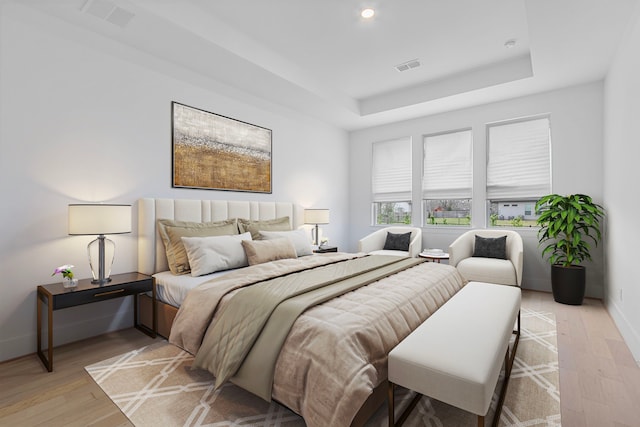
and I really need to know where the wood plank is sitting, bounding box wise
[0,328,152,427]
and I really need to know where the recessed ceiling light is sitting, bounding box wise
[504,39,517,49]
[361,8,375,19]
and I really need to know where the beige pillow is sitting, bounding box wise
[182,232,252,276]
[238,216,291,240]
[260,229,313,256]
[241,238,297,266]
[158,218,238,275]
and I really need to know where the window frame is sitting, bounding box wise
[421,128,473,227]
[485,114,552,228]
[370,137,413,225]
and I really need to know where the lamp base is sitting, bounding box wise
[311,224,326,246]
[88,235,115,285]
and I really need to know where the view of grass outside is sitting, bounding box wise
[424,199,471,226]
[374,200,542,227]
[489,200,540,227]
[374,202,412,225]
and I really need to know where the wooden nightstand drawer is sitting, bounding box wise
[52,279,152,309]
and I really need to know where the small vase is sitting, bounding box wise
[62,277,78,288]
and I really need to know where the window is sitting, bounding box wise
[487,116,551,227]
[422,130,472,226]
[372,137,412,225]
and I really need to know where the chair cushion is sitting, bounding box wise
[369,249,410,257]
[457,257,517,286]
[383,232,412,251]
[472,235,507,259]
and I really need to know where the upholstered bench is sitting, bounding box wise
[388,281,521,427]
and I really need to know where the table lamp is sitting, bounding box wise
[68,204,131,284]
[303,208,330,246]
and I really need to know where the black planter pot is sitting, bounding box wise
[551,264,586,305]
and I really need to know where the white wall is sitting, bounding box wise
[349,82,604,297]
[0,3,349,362]
[604,10,640,362]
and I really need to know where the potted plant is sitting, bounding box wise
[535,194,604,305]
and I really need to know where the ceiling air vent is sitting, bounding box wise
[79,0,135,29]
[395,59,421,72]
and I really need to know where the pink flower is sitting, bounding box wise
[52,264,74,279]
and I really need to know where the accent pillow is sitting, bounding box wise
[260,229,313,257]
[472,235,507,259]
[158,218,238,275]
[181,232,252,276]
[238,216,291,240]
[241,238,297,266]
[382,232,412,251]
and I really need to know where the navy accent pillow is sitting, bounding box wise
[472,235,507,259]
[383,232,412,251]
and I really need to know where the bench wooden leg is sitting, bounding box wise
[478,415,485,427]
[388,382,394,427]
[509,310,521,375]
[490,309,521,427]
[388,382,423,427]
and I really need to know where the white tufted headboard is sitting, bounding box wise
[138,198,302,275]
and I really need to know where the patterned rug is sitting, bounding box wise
[86,307,560,426]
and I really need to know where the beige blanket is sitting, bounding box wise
[170,252,360,354]
[193,255,423,398]
[170,254,465,427]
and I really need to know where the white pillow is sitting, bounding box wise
[260,229,313,257]
[181,232,252,276]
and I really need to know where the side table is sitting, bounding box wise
[314,246,338,253]
[418,252,450,263]
[37,272,156,372]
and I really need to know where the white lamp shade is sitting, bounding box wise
[68,204,132,235]
[304,209,330,225]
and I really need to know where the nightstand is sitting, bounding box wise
[314,246,338,253]
[37,272,156,372]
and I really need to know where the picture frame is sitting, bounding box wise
[171,102,272,193]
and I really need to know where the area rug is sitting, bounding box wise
[86,307,560,426]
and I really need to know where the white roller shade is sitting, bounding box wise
[487,117,551,199]
[372,137,412,202]
[422,130,472,199]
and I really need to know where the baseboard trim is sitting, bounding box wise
[0,304,134,363]
[606,298,640,364]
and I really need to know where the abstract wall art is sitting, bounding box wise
[172,102,272,193]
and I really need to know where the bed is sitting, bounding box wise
[137,197,466,427]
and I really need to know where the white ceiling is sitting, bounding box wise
[18,0,640,130]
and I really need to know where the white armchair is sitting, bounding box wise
[358,226,422,257]
[448,229,523,286]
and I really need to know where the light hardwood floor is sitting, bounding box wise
[0,290,639,426]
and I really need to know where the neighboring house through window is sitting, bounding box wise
[371,137,412,225]
[422,129,472,226]
[487,116,552,227]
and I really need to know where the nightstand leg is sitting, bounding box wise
[152,278,157,336]
[37,291,53,372]
[133,293,139,327]
[134,289,157,338]
[47,296,53,371]
[37,291,42,355]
